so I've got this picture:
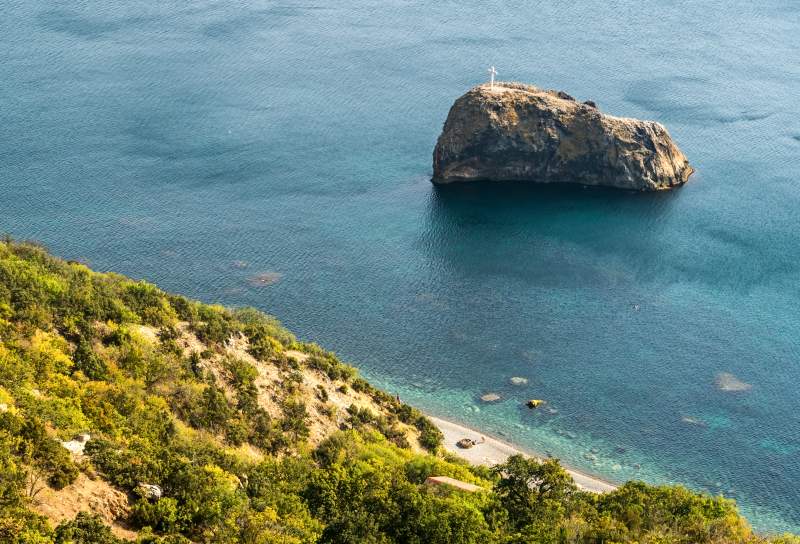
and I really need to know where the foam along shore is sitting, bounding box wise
[428,416,618,494]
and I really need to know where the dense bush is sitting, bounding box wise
[394,403,443,451]
[16,417,79,490]
[72,339,109,381]
[54,512,122,544]
[131,497,179,533]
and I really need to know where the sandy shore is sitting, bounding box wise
[429,416,617,493]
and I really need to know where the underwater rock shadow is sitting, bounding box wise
[417,181,680,289]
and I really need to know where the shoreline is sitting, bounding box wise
[428,415,618,494]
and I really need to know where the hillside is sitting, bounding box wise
[0,238,796,544]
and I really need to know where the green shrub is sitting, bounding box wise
[0,430,27,508]
[122,283,177,328]
[226,358,257,386]
[85,438,164,491]
[492,455,577,532]
[224,415,249,447]
[280,398,309,442]
[187,351,202,378]
[54,512,122,544]
[307,354,357,382]
[169,464,246,539]
[0,506,53,543]
[165,295,199,324]
[131,497,179,533]
[245,332,280,361]
[233,307,295,347]
[248,408,279,453]
[135,531,194,544]
[72,340,109,381]
[191,306,232,345]
[18,418,79,490]
[190,383,232,435]
[414,417,443,452]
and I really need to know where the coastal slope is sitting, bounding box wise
[432,83,693,191]
[0,239,784,544]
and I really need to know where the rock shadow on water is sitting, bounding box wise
[420,182,679,288]
[426,181,679,236]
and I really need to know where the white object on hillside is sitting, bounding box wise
[488,66,497,89]
[136,483,163,500]
[61,433,91,456]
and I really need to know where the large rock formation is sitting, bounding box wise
[432,83,693,191]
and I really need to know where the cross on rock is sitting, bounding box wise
[487,66,497,89]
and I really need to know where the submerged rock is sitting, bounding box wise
[432,82,693,191]
[509,376,528,386]
[714,372,752,392]
[248,272,282,287]
[681,415,708,427]
[480,393,501,403]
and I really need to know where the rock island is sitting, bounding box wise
[432,82,693,191]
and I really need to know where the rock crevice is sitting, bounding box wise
[432,83,693,191]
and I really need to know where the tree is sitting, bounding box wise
[280,398,309,443]
[19,418,79,490]
[492,455,577,531]
[72,340,109,381]
[191,383,232,434]
[169,464,246,540]
[0,431,26,506]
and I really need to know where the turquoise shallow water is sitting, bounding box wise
[2,0,799,533]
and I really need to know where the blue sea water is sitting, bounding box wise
[1,0,799,533]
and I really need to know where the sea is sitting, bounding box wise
[1,0,799,533]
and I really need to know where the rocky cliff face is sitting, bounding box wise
[432,83,693,191]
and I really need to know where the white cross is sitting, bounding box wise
[488,66,497,89]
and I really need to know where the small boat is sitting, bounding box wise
[526,399,545,409]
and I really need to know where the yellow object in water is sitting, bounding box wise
[526,399,545,409]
